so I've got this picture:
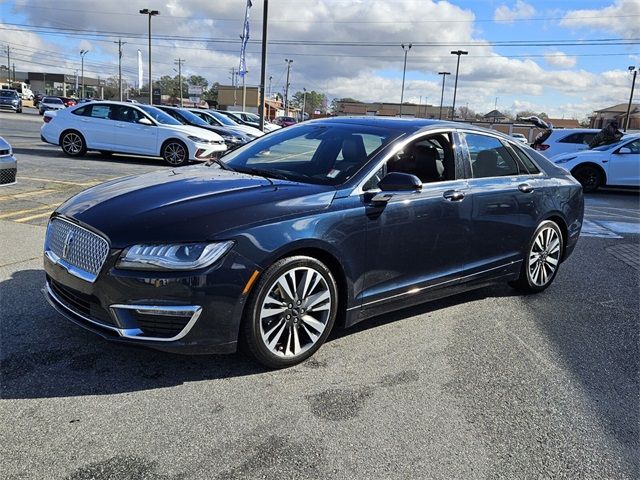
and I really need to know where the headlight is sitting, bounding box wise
[187,135,210,143]
[117,241,234,271]
[554,156,576,164]
[221,134,244,143]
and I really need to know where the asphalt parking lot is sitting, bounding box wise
[1,109,638,479]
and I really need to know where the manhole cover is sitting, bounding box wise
[606,243,640,270]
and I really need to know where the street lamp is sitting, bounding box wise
[399,43,412,117]
[139,8,159,105]
[80,49,88,99]
[284,58,293,115]
[450,50,468,119]
[301,87,307,122]
[625,66,637,131]
[438,71,450,120]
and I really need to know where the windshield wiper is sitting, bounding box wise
[205,157,234,171]
[234,167,290,181]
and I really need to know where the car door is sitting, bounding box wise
[73,104,115,149]
[607,139,640,186]
[459,131,541,277]
[111,105,158,155]
[359,131,471,316]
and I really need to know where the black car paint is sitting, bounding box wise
[44,118,583,353]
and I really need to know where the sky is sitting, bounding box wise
[1,0,639,120]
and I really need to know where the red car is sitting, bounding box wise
[273,116,297,127]
[57,97,77,107]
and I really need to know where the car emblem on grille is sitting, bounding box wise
[62,230,75,259]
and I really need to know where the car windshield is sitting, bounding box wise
[220,123,403,186]
[0,91,16,98]
[591,136,633,151]
[140,106,182,125]
[174,108,210,127]
[45,97,63,104]
[209,111,239,126]
[244,113,260,122]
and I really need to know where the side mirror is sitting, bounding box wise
[138,117,153,126]
[617,147,632,154]
[371,172,422,203]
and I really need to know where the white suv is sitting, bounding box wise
[536,128,599,158]
[41,102,226,166]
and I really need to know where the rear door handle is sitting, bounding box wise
[443,190,465,201]
[518,183,534,193]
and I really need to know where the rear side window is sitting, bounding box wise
[558,132,595,145]
[464,133,520,178]
[510,145,540,174]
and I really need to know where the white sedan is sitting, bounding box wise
[552,134,639,192]
[41,101,227,166]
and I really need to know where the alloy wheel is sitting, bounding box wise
[528,226,561,287]
[164,142,187,165]
[62,133,83,155]
[259,267,332,358]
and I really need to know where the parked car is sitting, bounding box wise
[57,97,77,107]
[219,110,281,132]
[187,108,264,137]
[156,106,255,150]
[42,117,583,368]
[552,134,639,192]
[39,97,66,115]
[0,136,17,186]
[33,92,45,107]
[40,101,226,166]
[534,128,599,158]
[511,133,528,143]
[272,116,297,127]
[0,89,22,113]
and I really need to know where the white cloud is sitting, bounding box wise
[560,0,640,39]
[544,51,577,68]
[493,1,535,23]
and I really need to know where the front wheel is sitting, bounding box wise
[161,140,188,166]
[511,220,564,293]
[60,131,87,157]
[572,165,602,193]
[241,256,338,368]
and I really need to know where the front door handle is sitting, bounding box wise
[518,183,534,193]
[443,190,465,201]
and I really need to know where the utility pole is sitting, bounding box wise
[284,58,293,115]
[450,50,468,120]
[625,66,637,131]
[175,58,185,106]
[80,49,88,99]
[139,8,159,105]
[399,43,412,117]
[301,87,307,121]
[12,63,15,83]
[268,75,273,98]
[5,45,9,82]
[242,69,247,111]
[258,0,269,131]
[438,71,450,120]
[230,67,237,106]
[114,39,126,101]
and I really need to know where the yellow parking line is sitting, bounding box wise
[19,176,100,187]
[15,211,55,223]
[0,189,56,201]
[0,204,58,219]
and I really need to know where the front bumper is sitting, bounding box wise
[0,154,17,185]
[0,103,20,111]
[43,233,260,354]
[190,141,227,160]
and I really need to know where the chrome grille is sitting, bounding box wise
[45,218,109,282]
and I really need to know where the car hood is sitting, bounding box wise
[55,165,335,248]
[158,124,224,141]
[552,149,601,162]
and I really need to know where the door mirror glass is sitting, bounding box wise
[617,147,632,154]
[378,172,422,192]
[138,117,153,126]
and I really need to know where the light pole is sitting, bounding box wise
[625,66,637,131]
[80,49,88,99]
[399,43,412,117]
[301,87,307,122]
[139,8,159,105]
[258,0,269,131]
[450,50,468,119]
[438,71,450,120]
[284,58,293,115]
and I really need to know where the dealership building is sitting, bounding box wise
[6,71,106,98]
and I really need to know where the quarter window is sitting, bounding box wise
[464,133,520,178]
[510,145,540,174]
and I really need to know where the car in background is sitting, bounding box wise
[57,97,77,107]
[272,116,297,127]
[187,108,264,137]
[552,134,639,192]
[77,98,94,104]
[219,110,281,132]
[0,89,22,113]
[41,101,226,166]
[33,92,45,107]
[42,118,583,368]
[39,97,66,115]
[0,136,17,186]
[511,133,528,143]
[535,128,599,158]
[156,106,255,150]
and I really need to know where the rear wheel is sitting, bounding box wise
[572,165,602,193]
[511,220,563,293]
[60,131,87,157]
[161,140,188,166]
[241,256,338,368]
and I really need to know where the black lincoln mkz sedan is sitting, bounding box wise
[44,118,583,368]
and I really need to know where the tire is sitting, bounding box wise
[241,256,339,368]
[161,140,189,167]
[572,165,602,193]
[60,131,87,157]
[511,220,564,293]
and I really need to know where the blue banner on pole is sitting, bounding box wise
[239,0,252,78]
